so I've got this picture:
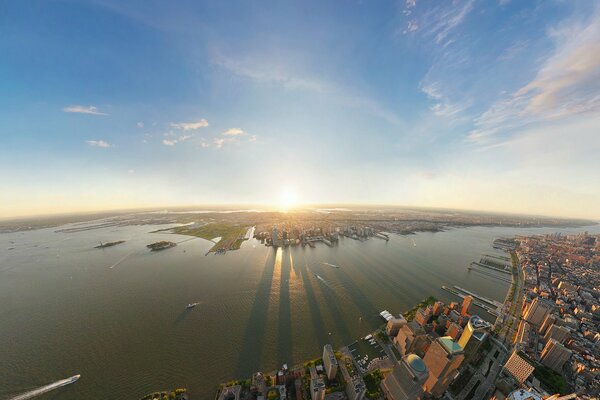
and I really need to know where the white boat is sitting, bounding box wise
[186,302,200,309]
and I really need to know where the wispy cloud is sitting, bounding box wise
[417,0,475,45]
[223,128,245,136]
[86,140,112,148]
[137,121,144,128]
[498,39,529,61]
[211,50,401,125]
[170,119,209,130]
[64,105,108,116]
[210,128,256,148]
[161,132,195,146]
[470,11,600,143]
[211,51,324,92]
[421,80,469,119]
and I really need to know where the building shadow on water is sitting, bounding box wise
[277,251,293,365]
[296,256,330,348]
[235,249,277,377]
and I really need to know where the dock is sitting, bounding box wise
[441,286,500,317]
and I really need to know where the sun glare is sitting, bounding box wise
[278,185,300,210]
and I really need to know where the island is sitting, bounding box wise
[170,223,250,254]
[146,241,177,251]
[94,240,126,249]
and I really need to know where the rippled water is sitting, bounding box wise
[1,222,598,399]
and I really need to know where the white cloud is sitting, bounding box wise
[223,128,245,136]
[137,121,144,128]
[249,135,257,142]
[415,0,475,45]
[406,0,416,9]
[161,133,195,146]
[470,11,600,143]
[170,119,209,130]
[406,20,419,33]
[64,105,108,116]
[86,140,112,148]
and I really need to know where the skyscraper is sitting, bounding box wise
[422,337,464,398]
[540,339,572,373]
[523,297,554,327]
[323,344,338,380]
[394,322,428,357]
[387,316,407,337]
[271,226,279,247]
[461,296,473,317]
[381,354,429,400]
[543,324,570,345]
[457,315,491,361]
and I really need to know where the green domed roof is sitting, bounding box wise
[406,354,426,373]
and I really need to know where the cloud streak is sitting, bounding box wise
[170,119,209,130]
[64,105,108,116]
[470,11,600,143]
[86,140,112,148]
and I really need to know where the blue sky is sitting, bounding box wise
[1,0,599,219]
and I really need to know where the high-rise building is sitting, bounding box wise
[445,323,463,341]
[271,227,279,247]
[523,297,554,327]
[309,365,326,400]
[387,316,407,337]
[540,339,572,373]
[543,324,570,345]
[323,344,338,380]
[507,389,543,400]
[539,314,557,335]
[422,337,464,398]
[381,354,429,400]
[457,315,491,361]
[503,350,535,384]
[432,301,444,316]
[395,322,428,357]
[414,307,431,327]
[461,296,473,317]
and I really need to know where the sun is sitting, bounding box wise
[278,185,300,210]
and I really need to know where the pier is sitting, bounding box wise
[441,286,501,317]
[470,261,511,275]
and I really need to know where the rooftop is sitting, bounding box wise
[439,336,464,355]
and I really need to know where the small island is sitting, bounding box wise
[94,240,126,249]
[146,241,177,251]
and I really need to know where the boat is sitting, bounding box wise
[322,262,340,268]
[186,302,200,309]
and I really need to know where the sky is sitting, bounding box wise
[1,0,599,219]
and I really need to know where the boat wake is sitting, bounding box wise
[8,375,80,400]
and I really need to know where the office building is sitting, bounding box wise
[457,315,491,361]
[523,297,554,327]
[309,365,326,400]
[543,324,570,345]
[395,322,430,357]
[387,316,408,337]
[423,337,464,398]
[414,307,431,327]
[432,301,444,316]
[381,354,429,400]
[507,389,543,400]
[271,227,279,247]
[323,344,338,380]
[539,314,557,335]
[540,339,572,373]
[445,323,462,341]
[461,296,473,317]
[503,350,535,384]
